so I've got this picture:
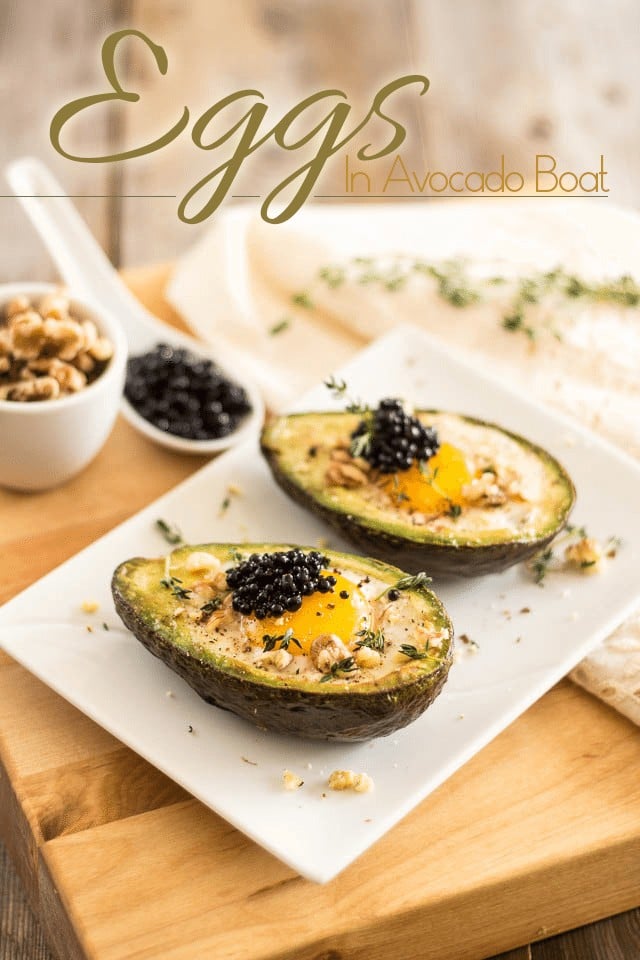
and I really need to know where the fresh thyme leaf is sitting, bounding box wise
[219,496,231,514]
[160,576,192,600]
[269,318,291,336]
[502,314,536,341]
[324,375,348,395]
[355,628,386,652]
[319,657,356,681]
[156,518,183,545]
[399,643,431,660]
[503,314,523,331]
[529,547,554,585]
[349,430,372,458]
[318,265,346,288]
[201,596,223,615]
[292,291,314,309]
[262,628,302,652]
[102,622,109,631]
[345,398,369,415]
[394,572,433,591]
[377,570,432,601]
[566,524,588,538]
[447,503,462,519]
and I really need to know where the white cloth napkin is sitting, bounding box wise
[167,200,640,726]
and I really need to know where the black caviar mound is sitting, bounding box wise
[351,398,439,473]
[125,343,252,441]
[226,549,337,619]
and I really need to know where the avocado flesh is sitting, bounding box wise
[261,412,576,577]
[111,543,453,742]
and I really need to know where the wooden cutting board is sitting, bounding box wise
[1,264,639,960]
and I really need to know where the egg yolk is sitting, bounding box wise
[243,573,369,656]
[385,442,472,514]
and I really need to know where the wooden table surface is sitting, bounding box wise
[0,264,639,960]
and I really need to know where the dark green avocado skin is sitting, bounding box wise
[111,551,453,742]
[261,412,576,578]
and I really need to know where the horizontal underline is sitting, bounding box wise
[313,194,609,199]
[1,194,178,198]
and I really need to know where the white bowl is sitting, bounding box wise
[0,282,127,491]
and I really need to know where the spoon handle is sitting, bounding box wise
[6,157,159,349]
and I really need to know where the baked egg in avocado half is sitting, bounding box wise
[112,544,453,741]
[260,399,576,577]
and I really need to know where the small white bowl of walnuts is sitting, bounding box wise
[0,282,127,490]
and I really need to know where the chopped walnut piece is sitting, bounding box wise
[5,295,30,319]
[4,376,60,401]
[43,318,85,361]
[328,770,374,793]
[355,646,382,669]
[261,648,293,671]
[184,552,222,574]
[75,351,96,373]
[564,537,602,572]
[310,633,351,673]
[330,448,351,463]
[39,293,70,321]
[282,769,304,791]
[462,473,507,506]
[88,337,114,362]
[191,581,215,601]
[325,461,369,488]
[29,358,86,393]
[10,311,46,359]
[81,319,98,351]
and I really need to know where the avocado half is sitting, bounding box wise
[111,543,453,742]
[261,411,576,577]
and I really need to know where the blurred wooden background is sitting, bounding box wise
[1,0,639,281]
[1,1,640,958]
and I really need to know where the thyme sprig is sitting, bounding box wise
[323,375,372,458]
[160,576,192,600]
[399,642,432,660]
[201,596,224,615]
[526,524,617,585]
[323,375,369,416]
[156,518,184,546]
[377,571,432,601]
[294,258,640,345]
[324,375,347,395]
[269,318,291,336]
[354,627,386,652]
[319,656,357,682]
[395,572,433,591]
[262,628,302,652]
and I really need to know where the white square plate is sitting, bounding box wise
[1,325,639,883]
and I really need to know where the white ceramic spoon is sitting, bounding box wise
[5,157,264,455]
